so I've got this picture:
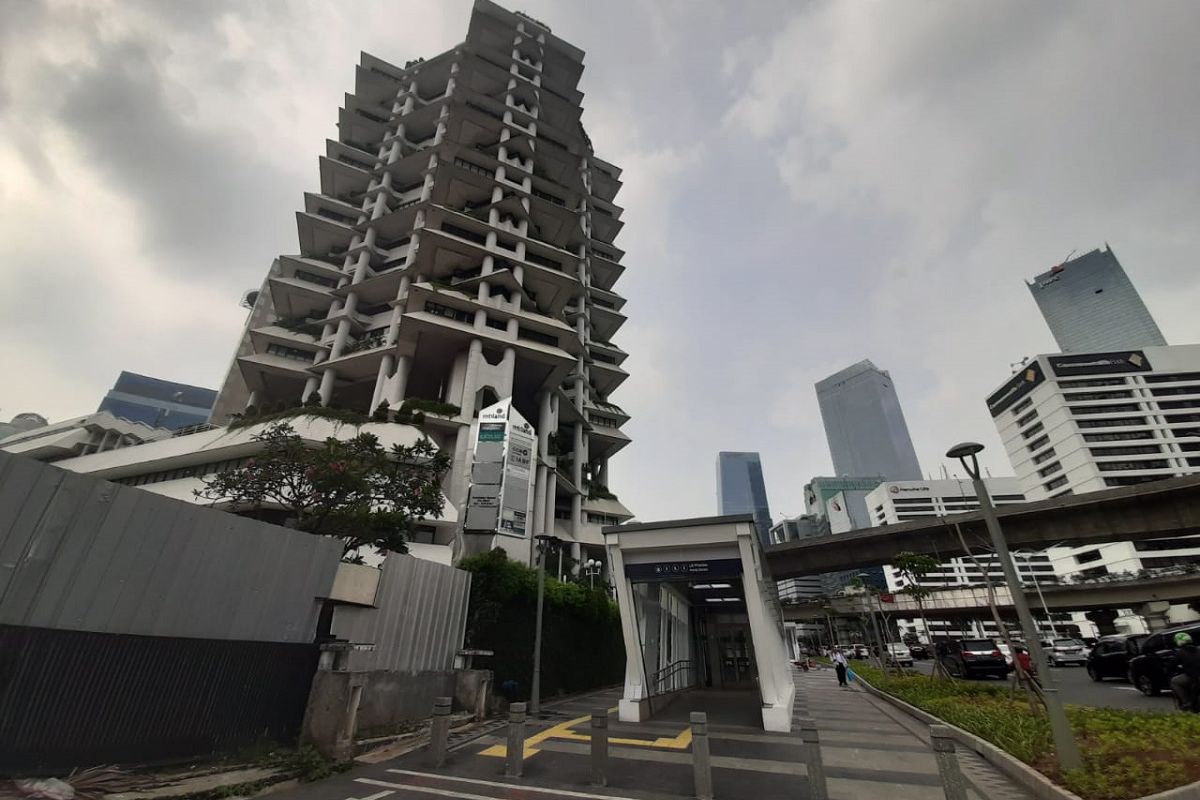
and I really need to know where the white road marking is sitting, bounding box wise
[365,771,640,799]
[344,791,394,800]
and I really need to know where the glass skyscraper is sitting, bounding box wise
[1028,246,1166,353]
[98,372,217,431]
[717,451,772,545]
[815,360,922,481]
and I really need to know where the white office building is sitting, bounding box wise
[767,516,825,602]
[988,344,1200,630]
[866,478,1065,640]
[0,412,170,462]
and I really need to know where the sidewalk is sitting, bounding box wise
[795,666,1034,800]
[263,670,1036,800]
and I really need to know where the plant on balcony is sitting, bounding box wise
[228,404,371,430]
[584,481,616,501]
[196,421,449,556]
[372,400,391,423]
[400,398,461,417]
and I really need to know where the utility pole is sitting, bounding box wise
[946,443,1081,770]
[530,534,557,716]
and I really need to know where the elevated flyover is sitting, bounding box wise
[765,474,1200,578]
[782,569,1200,622]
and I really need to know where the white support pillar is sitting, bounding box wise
[387,355,410,407]
[736,529,795,733]
[607,541,648,722]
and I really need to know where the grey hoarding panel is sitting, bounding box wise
[0,451,341,643]
[471,462,503,484]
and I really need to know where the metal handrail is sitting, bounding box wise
[652,659,695,695]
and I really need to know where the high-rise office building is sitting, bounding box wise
[768,515,825,602]
[717,451,772,545]
[204,0,633,561]
[987,343,1200,630]
[98,372,217,431]
[1028,246,1167,353]
[815,360,922,481]
[803,476,886,595]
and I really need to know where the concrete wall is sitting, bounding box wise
[0,451,342,643]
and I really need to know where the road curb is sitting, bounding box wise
[854,675,1085,800]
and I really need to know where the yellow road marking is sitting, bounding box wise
[478,705,692,759]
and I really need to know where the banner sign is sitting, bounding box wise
[1049,350,1151,377]
[625,558,743,582]
[986,362,1045,418]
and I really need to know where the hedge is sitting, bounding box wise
[458,548,624,699]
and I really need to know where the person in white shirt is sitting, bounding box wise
[832,648,849,687]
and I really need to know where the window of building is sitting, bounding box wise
[518,326,559,347]
[1157,399,1200,410]
[1150,386,1200,397]
[1141,554,1200,569]
[293,270,339,288]
[1082,430,1156,442]
[1075,549,1103,564]
[1032,448,1057,465]
[1070,403,1141,415]
[425,301,474,324]
[1038,462,1063,478]
[1064,390,1134,401]
[1134,537,1200,552]
[1076,417,1147,429]
[1011,397,1034,416]
[1049,488,1074,498]
[1104,475,1172,488]
[1097,459,1170,472]
[1017,410,1039,428]
[1089,445,1162,457]
[991,494,1027,501]
[1079,565,1110,579]
[1044,475,1069,491]
[1143,372,1200,384]
[1058,377,1127,388]
[1021,422,1045,439]
[1027,435,1050,452]
[265,343,317,362]
[1165,413,1200,423]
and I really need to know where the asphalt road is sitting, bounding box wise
[905,658,1172,712]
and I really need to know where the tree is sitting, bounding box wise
[892,551,947,678]
[195,421,450,557]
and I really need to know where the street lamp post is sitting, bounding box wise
[947,442,1081,770]
[1014,545,1065,640]
[530,534,560,717]
[856,572,889,670]
[584,558,602,589]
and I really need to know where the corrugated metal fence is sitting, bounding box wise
[331,554,470,673]
[0,452,342,642]
[0,452,344,772]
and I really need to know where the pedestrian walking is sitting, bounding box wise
[832,648,849,687]
[1169,632,1200,713]
[1015,646,1040,688]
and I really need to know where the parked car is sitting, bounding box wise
[1127,623,1200,696]
[852,643,870,660]
[1046,638,1090,667]
[908,642,930,660]
[886,643,914,667]
[937,638,1008,679]
[1086,634,1146,682]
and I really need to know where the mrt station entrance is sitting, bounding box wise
[604,514,795,732]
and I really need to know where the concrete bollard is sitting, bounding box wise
[590,709,608,786]
[505,702,527,778]
[690,712,713,800]
[799,717,828,800]
[429,696,452,767]
[930,725,968,800]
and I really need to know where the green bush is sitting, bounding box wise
[458,548,623,698]
[852,663,1200,799]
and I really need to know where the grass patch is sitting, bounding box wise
[850,663,1200,799]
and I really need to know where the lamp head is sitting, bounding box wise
[946,441,985,479]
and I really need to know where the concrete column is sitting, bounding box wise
[318,368,336,405]
[608,542,648,721]
[737,528,794,732]
[1137,600,1173,631]
[302,376,319,403]
[371,354,395,412]
[386,355,410,406]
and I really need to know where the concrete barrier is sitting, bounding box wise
[505,703,526,778]
[691,712,713,800]
[799,717,828,800]
[429,696,451,767]
[590,710,608,786]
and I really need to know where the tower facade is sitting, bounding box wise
[716,451,772,545]
[815,360,922,480]
[1028,246,1167,353]
[211,0,633,561]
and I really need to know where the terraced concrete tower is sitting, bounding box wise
[212,0,633,563]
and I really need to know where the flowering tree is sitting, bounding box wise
[195,421,450,557]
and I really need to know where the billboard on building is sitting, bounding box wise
[464,399,536,539]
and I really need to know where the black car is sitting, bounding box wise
[1127,623,1200,696]
[908,643,930,660]
[1086,634,1145,682]
[937,638,1008,680]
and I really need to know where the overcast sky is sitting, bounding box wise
[2,0,1198,522]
